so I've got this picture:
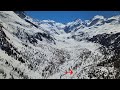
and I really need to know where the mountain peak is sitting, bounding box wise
[42,20,55,23]
[92,15,105,20]
[74,18,82,22]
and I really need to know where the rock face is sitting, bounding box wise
[14,11,26,19]
[0,11,120,79]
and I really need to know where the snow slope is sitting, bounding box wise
[0,11,120,79]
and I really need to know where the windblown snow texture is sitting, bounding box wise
[0,11,120,79]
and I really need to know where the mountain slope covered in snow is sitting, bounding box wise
[0,11,120,79]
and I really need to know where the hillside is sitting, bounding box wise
[0,11,120,79]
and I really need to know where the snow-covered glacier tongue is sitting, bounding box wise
[0,11,120,79]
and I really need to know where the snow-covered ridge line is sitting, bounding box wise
[24,12,120,33]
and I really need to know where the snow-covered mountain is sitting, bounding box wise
[64,19,85,33]
[0,11,120,79]
[25,16,66,35]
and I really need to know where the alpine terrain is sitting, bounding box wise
[0,11,120,79]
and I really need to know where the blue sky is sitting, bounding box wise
[25,11,120,23]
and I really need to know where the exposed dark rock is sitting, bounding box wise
[88,32,120,78]
[14,11,26,19]
[34,32,56,44]
[105,19,116,23]
[88,19,105,27]
[25,19,39,28]
[0,25,25,63]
